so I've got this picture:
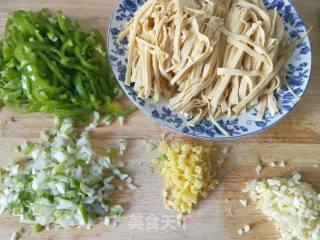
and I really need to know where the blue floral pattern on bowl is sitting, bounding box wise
[108,0,312,140]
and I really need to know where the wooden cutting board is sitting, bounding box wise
[0,0,319,239]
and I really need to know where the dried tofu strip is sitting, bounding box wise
[233,55,291,114]
[118,0,307,135]
[217,68,266,77]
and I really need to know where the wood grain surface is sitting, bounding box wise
[0,0,319,239]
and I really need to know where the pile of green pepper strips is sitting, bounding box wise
[0,9,131,120]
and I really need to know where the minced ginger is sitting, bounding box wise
[154,141,219,214]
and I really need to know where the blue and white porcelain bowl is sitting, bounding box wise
[107,0,312,140]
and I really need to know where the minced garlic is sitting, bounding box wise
[154,141,219,214]
[238,224,251,235]
[269,161,276,167]
[239,199,248,206]
[279,161,286,168]
[244,173,320,240]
